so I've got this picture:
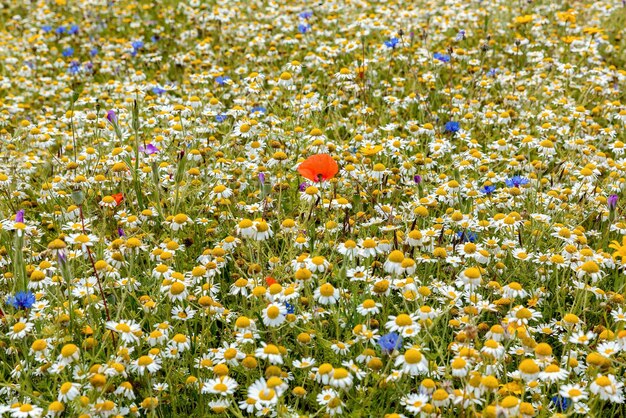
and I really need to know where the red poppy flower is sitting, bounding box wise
[297,154,338,183]
[112,193,124,206]
[265,277,277,286]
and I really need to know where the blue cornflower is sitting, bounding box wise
[505,176,529,188]
[378,332,402,354]
[7,291,36,310]
[215,76,230,86]
[285,302,295,314]
[55,26,66,35]
[251,106,266,114]
[152,86,166,95]
[90,48,99,57]
[62,47,74,57]
[68,61,81,75]
[151,35,160,43]
[215,114,228,123]
[299,10,313,19]
[298,23,310,34]
[131,41,144,57]
[384,38,399,48]
[457,231,477,243]
[481,185,496,194]
[42,25,52,33]
[550,395,571,412]
[487,68,499,77]
[68,25,80,35]
[444,121,460,133]
[131,40,144,50]
[455,30,466,41]
[434,52,450,63]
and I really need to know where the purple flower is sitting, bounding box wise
[413,175,422,184]
[139,143,159,155]
[118,228,126,237]
[106,110,117,123]
[299,182,309,192]
[68,61,81,75]
[258,172,266,185]
[608,194,619,210]
[15,209,25,223]
[378,332,402,354]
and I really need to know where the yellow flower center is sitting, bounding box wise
[137,356,153,366]
[319,283,335,297]
[267,306,280,319]
[264,344,279,355]
[170,282,186,295]
[404,349,422,364]
[173,214,188,224]
[259,389,276,401]
[388,250,404,263]
[463,267,481,279]
[395,314,412,326]
[516,308,532,319]
[13,322,26,333]
[61,344,78,357]
[362,299,376,309]
[115,323,131,333]
[214,383,228,392]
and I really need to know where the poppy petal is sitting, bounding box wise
[297,165,318,182]
[297,154,338,182]
[112,193,124,206]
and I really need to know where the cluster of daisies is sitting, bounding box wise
[1,0,626,416]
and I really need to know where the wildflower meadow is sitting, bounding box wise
[1,0,626,416]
